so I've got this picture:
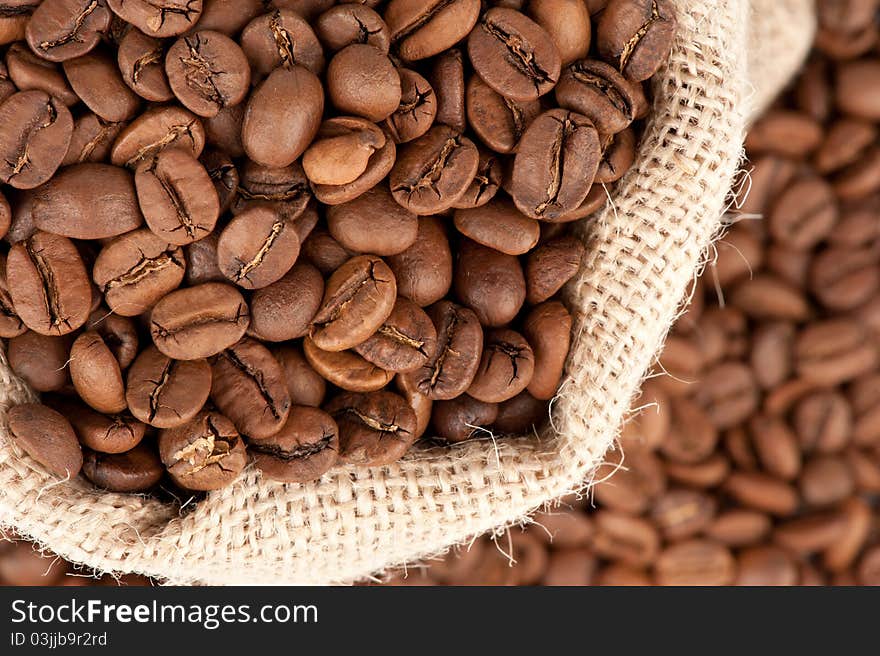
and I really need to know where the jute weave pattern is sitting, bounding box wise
[0,0,813,585]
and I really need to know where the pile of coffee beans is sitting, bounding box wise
[0,1,675,495]
[376,0,880,586]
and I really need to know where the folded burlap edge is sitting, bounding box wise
[0,0,813,585]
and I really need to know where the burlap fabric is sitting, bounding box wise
[0,0,814,585]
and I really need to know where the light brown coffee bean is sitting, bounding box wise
[593,447,666,514]
[724,471,799,516]
[650,489,716,540]
[523,301,571,401]
[705,509,772,547]
[8,403,82,478]
[326,185,418,256]
[654,540,735,586]
[749,414,802,480]
[661,397,718,464]
[249,262,323,343]
[592,511,659,567]
[110,105,205,169]
[69,330,127,414]
[795,319,878,386]
[354,297,437,374]
[454,239,525,327]
[274,345,326,408]
[386,217,453,307]
[303,337,394,392]
[799,455,854,507]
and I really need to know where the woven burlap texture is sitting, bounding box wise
[0,0,813,585]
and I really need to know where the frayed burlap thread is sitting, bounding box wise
[0,0,813,585]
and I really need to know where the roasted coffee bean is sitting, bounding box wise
[693,362,760,430]
[795,319,878,386]
[232,159,311,220]
[654,539,734,586]
[595,127,637,183]
[240,9,324,78]
[354,297,437,373]
[395,373,432,439]
[243,65,323,168]
[527,0,591,65]
[61,400,146,455]
[800,455,854,507]
[810,245,879,312]
[794,390,852,454]
[5,43,79,106]
[8,403,82,478]
[386,217,453,306]
[385,0,480,61]
[453,199,540,256]
[63,47,141,123]
[304,336,394,392]
[150,282,249,360]
[274,344,326,408]
[429,48,466,132]
[467,8,561,101]
[251,405,339,483]
[556,59,642,135]
[110,105,205,168]
[403,300,483,400]
[746,110,824,158]
[7,231,91,336]
[106,0,203,38]
[592,510,659,567]
[249,262,323,343]
[62,113,127,167]
[326,185,417,256]
[327,44,400,122]
[82,442,163,492]
[8,332,72,392]
[126,345,212,428]
[182,233,223,287]
[164,31,250,118]
[303,117,386,186]
[511,109,600,220]
[310,255,396,351]
[525,236,584,304]
[158,410,246,491]
[597,0,676,82]
[750,414,802,480]
[454,239,525,327]
[216,205,300,290]
[432,395,498,442]
[390,125,479,215]
[325,390,417,466]
[724,471,799,516]
[117,28,174,102]
[452,149,502,209]
[315,5,390,54]
[0,255,26,338]
[25,0,111,62]
[92,229,185,317]
[0,2,36,47]
[523,301,572,401]
[210,337,291,439]
[135,148,219,245]
[0,91,73,189]
[69,330,127,414]
[385,69,436,145]
[199,148,238,214]
[203,103,244,157]
[661,397,718,464]
[301,228,354,275]
[311,128,396,205]
[467,329,534,403]
[492,390,547,434]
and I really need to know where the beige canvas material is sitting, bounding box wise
[0,0,814,585]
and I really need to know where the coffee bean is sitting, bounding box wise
[745,110,823,158]
[694,362,759,430]
[303,117,386,186]
[597,0,676,82]
[556,59,642,135]
[110,105,205,168]
[7,231,91,336]
[92,229,185,317]
[654,539,734,586]
[385,0,480,61]
[164,31,250,119]
[453,199,540,255]
[592,510,659,567]
[25,0,112,62]
[525,235,584,304]
[433,395,498,442]
[240,9,325,78]
[69,330,127,414]
[63,47,141,123]
[249,262,323,343]
[451,149,502,209]
[8,331,72,392]
[403,300,483,400]
[62,113,127,167]
[824,497,872,572]
[126,345,212,428]
[511,109,600,220]
[810,245,880,311]
[730,274,810,321]
[428,48,466,132]
[327,44,400,122]
[793,390,852,453]
[705,509,771,547]
[315,5,390,54]
[386,216,453,306]
[5,43,79,106]
[326,185,418,256]
[250,405,339,483]
[394,373,432,438]
[800,455,854,507]
[594,447,666,514]
[210,337,291,439]
[150,282,249,360]
[199,147,238,214]
[650,489,716,540]
[454,239,525,327]
[468,74,541,155]
[724,471,799,516]
[117,28,175,102]
[492,390,547,434]
[750,322,794,389]
[390,124,479,214]
[106,0,203,38]
[661,397,718,464]
[523,301,572,401]
[0,91,73,189]
[467,328,534,403]
[232,159,311,220]
[325,390,417,466]
[303,337,394,392]
[135,148,219,245]
[352,297,437,374]
[467,8,561,101]
[795,319,878,386]
[8,403,82,478]
[274,344,326,407]
[242,65,323,168]
[62,400,146,455]
[311,255,396,351]
[311,128,397,205]
[82,442,163,492]
[301,228,354,275]
[158,409,246,491]
[0,256,25,338]
[814,118,876,174]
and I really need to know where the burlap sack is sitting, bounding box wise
[0,0,814,585]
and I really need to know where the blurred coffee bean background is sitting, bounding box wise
[4,0,880,586]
